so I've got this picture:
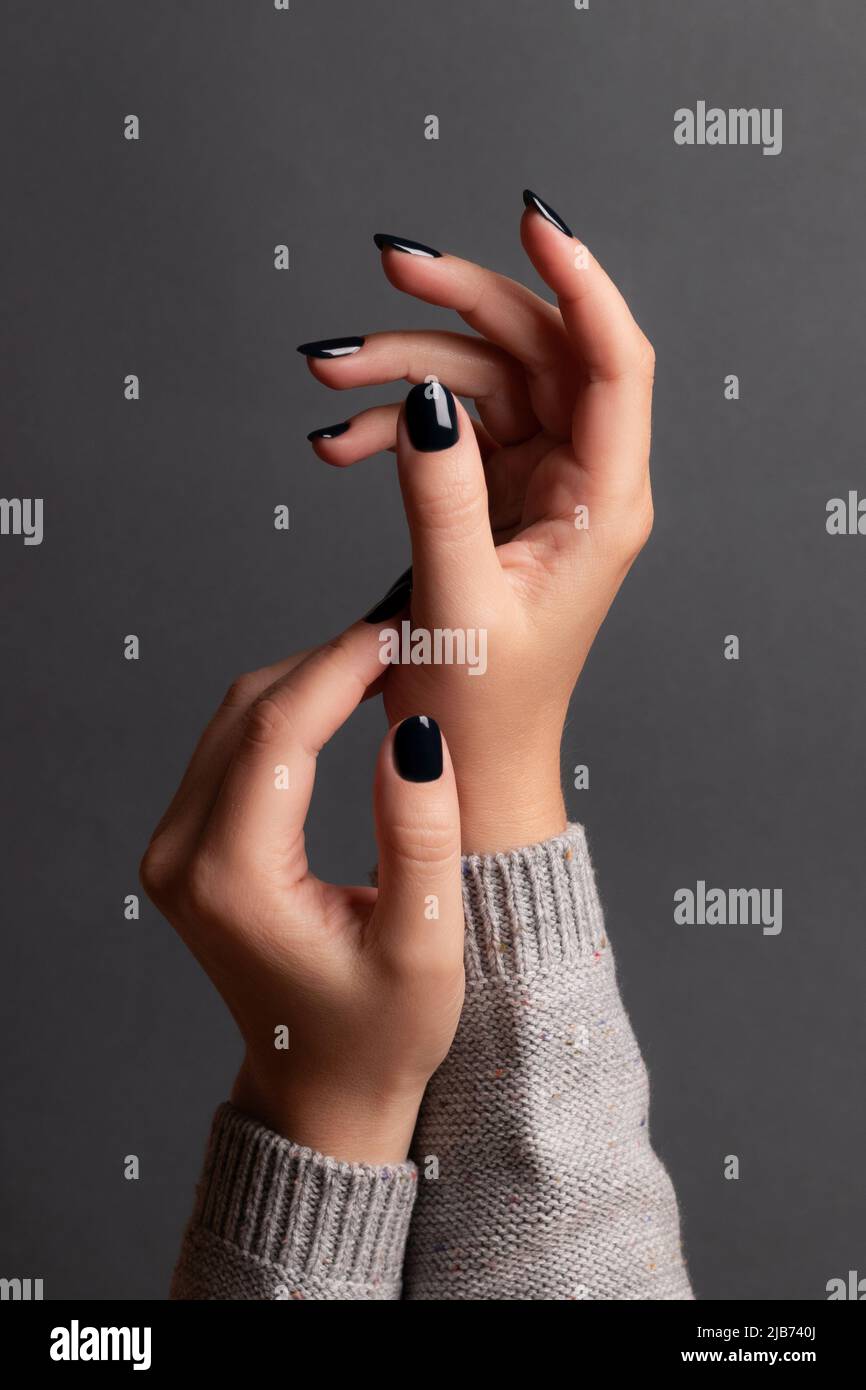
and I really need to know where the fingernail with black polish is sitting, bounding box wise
[297,336,365,358]
[394,715,443,783]
[405,381,458,452]
[363,567,413,623]
[373,233,442,259]
[522,189,574,238]
[307,421,350,441]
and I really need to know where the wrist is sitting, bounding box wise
[230,1057,425,1166]
[455,751,567,856]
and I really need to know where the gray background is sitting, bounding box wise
[1,0,864,1301]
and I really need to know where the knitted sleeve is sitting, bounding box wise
[401,824,693,1300]
[170,1103,417,1300]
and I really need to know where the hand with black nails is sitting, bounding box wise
[140,624,463,1164]
[300,191,656,854]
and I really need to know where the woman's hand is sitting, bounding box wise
[301,191,655,854]
[140,623,465,1164]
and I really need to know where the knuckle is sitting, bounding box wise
[319,630,355,672]
[622,499,654,557]
[636,335,656,378]
[139,841,174,903]
[221,672,259,711]
[242,695,291,750]
[181,852,221,917]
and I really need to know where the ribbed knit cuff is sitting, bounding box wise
[188,1103,418,1288]
[460,823,606,983]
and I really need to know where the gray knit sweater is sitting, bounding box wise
[171,825,692,1300]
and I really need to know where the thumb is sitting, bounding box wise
[371,716,465,969]
[396,381,501,608]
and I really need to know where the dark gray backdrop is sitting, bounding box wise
[2,0,864,1301]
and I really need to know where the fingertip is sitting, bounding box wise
[374,716,459,837]
[308,442,350,467]
[402,380,460,453]
[306,431,346,465]
[392,715,443,783]
[377,242,464,311]
[307,421,351,444]
[396,381,478,462]
[303,356,354,389]
[373,233,443,259]
[521,188,575,239]
[329,617,396,686]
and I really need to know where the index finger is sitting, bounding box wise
[520,190,656,507]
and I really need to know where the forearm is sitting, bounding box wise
[402,824,693,1301]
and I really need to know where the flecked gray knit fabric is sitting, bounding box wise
[171,825,692,1301]
[403,824,692,1300]
[170,1106,418,1300]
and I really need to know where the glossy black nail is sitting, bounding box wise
[373,233,442,259]
[307,421,350,441]
[394,715,443,783]
[522,189,574,238]
[405,381,458,452]
[296,336,364,359]
[363,566,413,624]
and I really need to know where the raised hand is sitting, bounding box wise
[300,191,656,853]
